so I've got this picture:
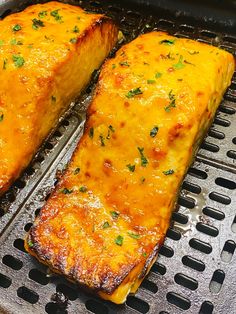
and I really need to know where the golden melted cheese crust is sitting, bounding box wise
[0,1,118,194]
[25,32,234,304]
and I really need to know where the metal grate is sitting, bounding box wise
[0,1,236,313]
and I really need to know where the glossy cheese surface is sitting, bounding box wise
[0,1,118,194]
[26,32,234,303]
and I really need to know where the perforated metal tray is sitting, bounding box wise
[0,1,236,313]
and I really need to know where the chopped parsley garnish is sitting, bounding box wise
[119,61,129,67]
[89,127,94,138]
[50,9,62,22]
[32,18,45,30]
[0,113,4,122]
[73,25,79,33]
[165,90,176,112]
[150,126,159,137]
[126,87,143,98]
[115,235,123,246]
[112,64,116,69]
[28,240,34,248]
[163,169,174,175]
[74,167,80,175]
[3,59,7,70]
[12,55,25,68]
[147,79,156,84]
[61,188,73,194]
[10,39,23,45]
[70,37,77,44]
[188,50,199,55]
[126,164,135,172]
[110,211,119,219]
[12,24,21,32]
[102,221,110,229]
[128,232,140,239]
[142,252,147,257]
[106,125,115,139]
[155,72,162,78]
[160,39,175,45]
[138,147,148,167]
[51,95,56,102]
[79,186,87,193]
[140,176,145,184]
[173,55,185,70]
[38,10,48,18]
[0,40,4,46]
[99,134,105,146]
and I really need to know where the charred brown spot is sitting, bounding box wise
[104,159,112,168]
[136,44,144,49]
[168,123,184,142]
[85,171,91,178]
[120,121,125,128]
[114,74,125,87]
[151,148,167,160]
[197,91,204,97]
[124,101,130,107]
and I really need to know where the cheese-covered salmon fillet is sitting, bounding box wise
[0,1,118,195]
[25,32,234,304]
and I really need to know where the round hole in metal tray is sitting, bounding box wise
[45,302,68,314]
[2,254,23,271]
[166,291,191,310]
[56,283,78,301]
[126,296,150,313]
[17,286,39,304]
[151,262,166,275]
[24,222,33,232]
[182,255,205,272]
[141,278,158,293]
[29,268,49,285]
[227,150,236,159]
[0,272,12,288]
[202,206,225,221]
[221,240,236,263]
[189,238,212,254]
[85,299,109,314]
[199,301,214,314]
[209,269,225,294]
[174,273,198,291]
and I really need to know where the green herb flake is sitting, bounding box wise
[70,37,77,44]
[38,10,48,18]
[106,125,115,139]
[126,164,135,172]
[10,39,23,45]
[12,54,25,68]
[112,64,116,69]
[61,187,73,194]
[50,9,62,22]
[89,127,94,139]
[126,87,143,99]
[74,167,80,175]
[0,40,4,46]
[142,252,147,257]
[147,79,156,84]
[99,134,105,146]
[3,59,7,70]
[140,176,145,184]
[28,240,34,248]
[110,211,119,219]
[0,113,4,122]
[128,232,140,239]
[155,72,162,78]
[51,95,56,102]
[102,221,110,229]
[138,147,148,167]
[115,235,123,246]
[160,39,175,45]
[188,50,199,55]
[163,169,174,175]
[77,16,81,20]
[12,24,21,32]
[173,55,185,70]
[32,18,45,30]
[79,186,87,193]
[119,61,129,67]
[165,90,176,112]
[150,126,159,137]
[72,25,79,33]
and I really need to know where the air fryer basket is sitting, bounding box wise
[0,1,235,313]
